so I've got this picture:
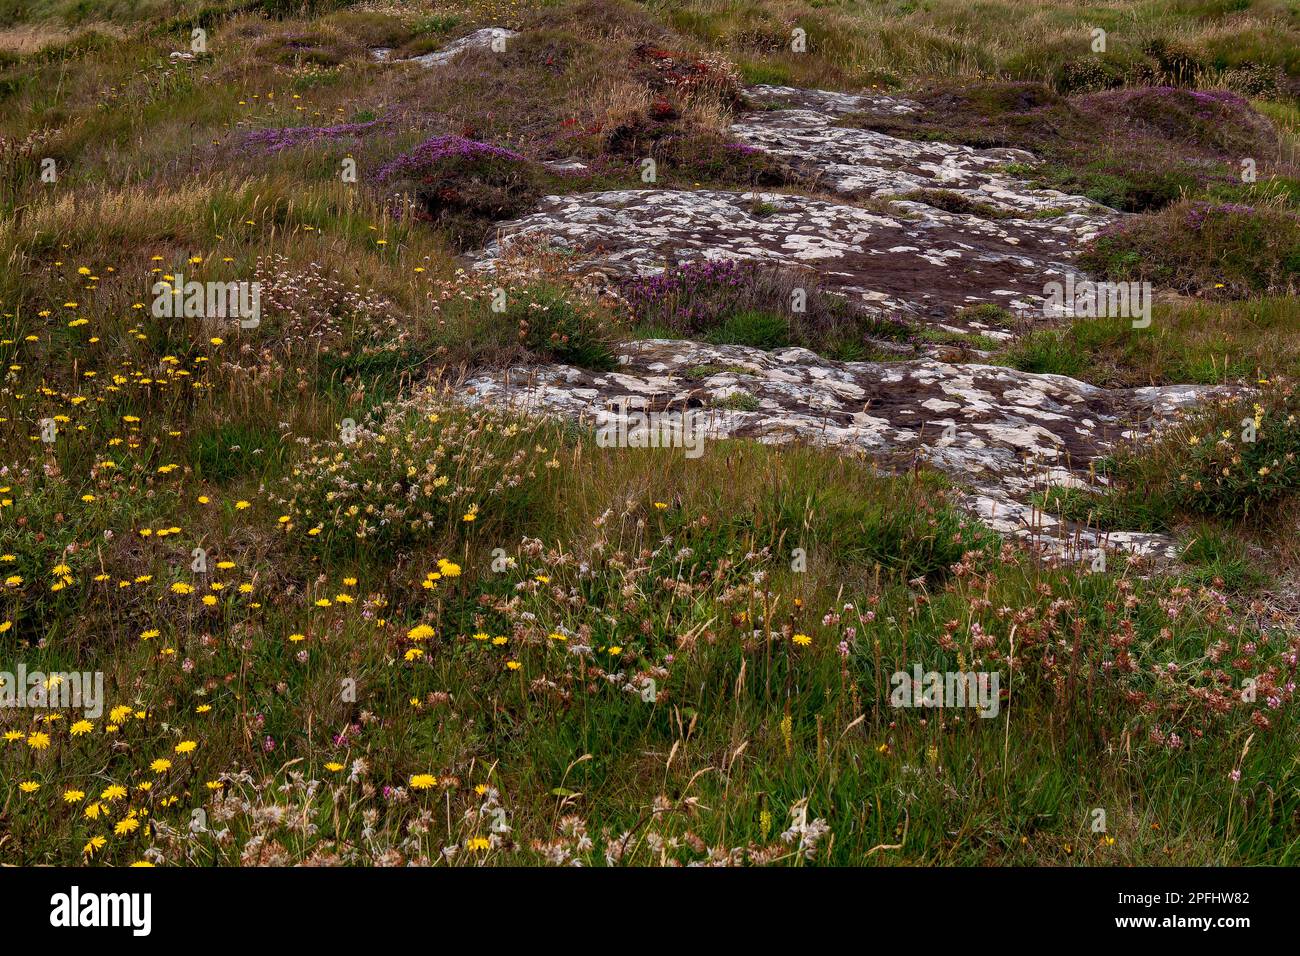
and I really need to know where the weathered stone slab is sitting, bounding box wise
[463,340,1216,559]
[737,84,1107,225]
[473,85,1117,331]
[475,188,1099,334]
[372,28,520,67]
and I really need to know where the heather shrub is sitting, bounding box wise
[376,136,545,247]
[632,42,745,108]
[241,119,388,155]
[845,81,1287,213]
[1076,86,1275,157]
[1080,200,1300,298]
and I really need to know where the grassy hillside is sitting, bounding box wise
[0,0,1297,866]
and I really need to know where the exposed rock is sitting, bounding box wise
[464,84,1208,561]
[744,85,921,117]
[464,339,1216,560]
[371,28,519,67]
[737,85,1107,223]
[472,85,1118,331]
[543,156,589,174]
[475,188,1099,334]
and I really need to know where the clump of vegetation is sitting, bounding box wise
[619,259,910,359]
[1037,483,1175,534]
[845,81,1294,214]
[954,302,1016,329]
[1043,380,1300,530]
[1081,200,1300,298]
[896,188,1010,219]
[712,388,761,411]
[433,279,621,371]
[1155,383,1300,519]
[274,395,563,562]
[996,298,1300,387]
[1000,327,1090,379]
[376,135,545,247]
[1177,525,1265,592]
[1079,86,1276,157]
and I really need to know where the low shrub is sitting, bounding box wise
[434,280,620,371]
[1050,380,1300,527]
[844,81,1290,214]
[273,395,564,562]
[1080,200,1300,298]
[376,135,545,247]
[1157,383,1300,519]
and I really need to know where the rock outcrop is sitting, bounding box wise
[465,339,1211,560]
[456,76,1204,559]
[476,187,1100,336]
[475,85,1117,332]
[372,27,520,67]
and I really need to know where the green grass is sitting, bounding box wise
[1177,525,1266,591]
[997,297,1300,385]
[1081,200,1300,298]
[704,309,790,350]
[7,422,1296,865]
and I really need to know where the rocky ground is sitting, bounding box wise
[464,341,1215,559]
[452,67,1207,560]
